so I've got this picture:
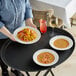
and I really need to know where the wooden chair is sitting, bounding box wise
[71,13,76,26]
[32,9,54,27]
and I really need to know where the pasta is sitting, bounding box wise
[37,52,55,64]
[17,28,37,42]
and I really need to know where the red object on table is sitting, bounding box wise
[39,19,47,33]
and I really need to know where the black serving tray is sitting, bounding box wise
[1,27,75,72]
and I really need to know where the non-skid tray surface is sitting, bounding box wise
[1,27,75,71]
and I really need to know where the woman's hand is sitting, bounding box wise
[28,23,37,28]
[25,18,37,28]
[9,34,16,41]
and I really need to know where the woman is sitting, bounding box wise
[0,0,36,76]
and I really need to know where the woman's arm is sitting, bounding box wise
[24,0,33,20]
[0,1,15,41]
[24,0,37,28]
[25,18,37,28]
[0,26,15,41]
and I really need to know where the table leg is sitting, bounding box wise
[43,69,55,76]
[44,70,49,76]
[36,71,41,76]
[50,69,54,76]
[25,71,30,76]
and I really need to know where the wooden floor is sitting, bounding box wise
[0,26,76,76]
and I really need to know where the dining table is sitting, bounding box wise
[1,27,75,76]
[30,0,76,28]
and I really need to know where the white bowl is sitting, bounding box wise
[13,26,41,44]
[33,49,59,67]
[49,35,73,51]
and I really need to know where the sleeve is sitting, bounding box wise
[0,1,4,28]
[24,0,33,20]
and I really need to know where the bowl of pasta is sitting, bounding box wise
[13,26,41,44]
